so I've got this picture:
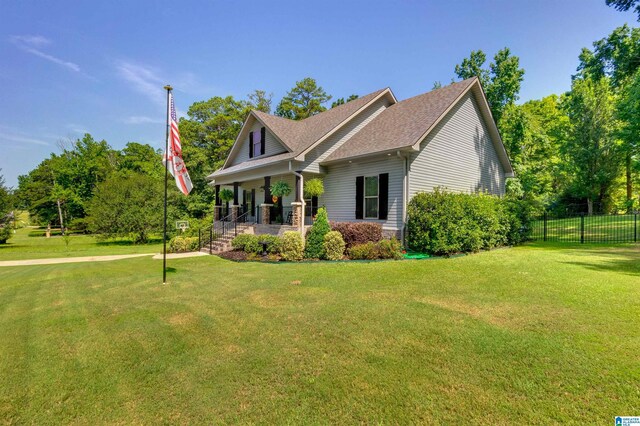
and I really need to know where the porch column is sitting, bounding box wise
[295,173,301,202]
[261,176,272,224]
[214,184,222,220]
[231,182,240,221]
[291,202,303,228]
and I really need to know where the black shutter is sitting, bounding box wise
[260,127,266,155]
[251,189,256,216]
[355,176,364,219]
[249,131,254,158]
[378,173,389,220]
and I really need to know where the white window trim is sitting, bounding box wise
[364,175,379,219]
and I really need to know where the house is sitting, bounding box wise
[206,77,513,239]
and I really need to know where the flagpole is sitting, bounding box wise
[163,85,172,285]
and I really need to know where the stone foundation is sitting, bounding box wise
[214,206,222,221]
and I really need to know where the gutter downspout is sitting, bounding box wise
[289,161,306,235]
[397,151,408,246]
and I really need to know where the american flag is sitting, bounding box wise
[163,91,193,195]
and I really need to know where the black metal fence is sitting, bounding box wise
[531,212,639,243]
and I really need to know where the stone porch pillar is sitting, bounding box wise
[231,205,240,222]
[291,202,303,228]
[260,204,272,225]
[214,205,222,221]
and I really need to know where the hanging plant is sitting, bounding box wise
[304,178,324,198]
[219,188,234,203]
[270,181,292,198]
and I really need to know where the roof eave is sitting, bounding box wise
[320,147,416,166]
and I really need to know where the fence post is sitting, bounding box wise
[580,213,585,244]
[543,212,547,242]
[635,213,637,243]
[209,227,213,253]
[198,228,201,249]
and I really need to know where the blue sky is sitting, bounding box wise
[1,0,635,187]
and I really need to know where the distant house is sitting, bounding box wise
[207,77,513,238]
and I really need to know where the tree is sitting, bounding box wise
[275,77,332,120]
[577,25,640,207]
[455,48,525,123]
[605,0,640,20]
[331,94,358,108]
[117,142,163,178]
[248,90,273,113]
[499,95,569,201]
[86,173,163,243]
[0,171,13,244]
[616,68,640,209]
[178,95,252,217]
[563,78,623,214]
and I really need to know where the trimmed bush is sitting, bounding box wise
[377,238,403,259]
[0,226,11,244]
[304,207,330,259]
[281,231,304,261]
[348,242,379,260]
[407,188,530,256]
[244,236,263,254]
[323,231,345,260]
[231,234,257,251]
[330,222,383,248]
[168,236,199,253]
[257,234,283,254]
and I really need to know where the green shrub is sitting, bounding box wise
[244,235,263,254]
[168,236,199,253]
[0,226,11,244]
[330,222,383,248]
[323,231,345,260]
[377,238,403,259]
[231,233,257,251]
[304,207,330,258]
[281,231,304,261]
[257,234,282,254]
[407,188,530,255]
[348,242,379,260]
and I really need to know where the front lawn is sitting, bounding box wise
[0,243,638,423]
[0,227,163,260]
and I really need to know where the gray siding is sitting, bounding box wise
[301,98,390,173]
[322,156,404,230]
[229,121,288,166]
[408,92,505,197]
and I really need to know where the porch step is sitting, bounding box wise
[200,223,255,255]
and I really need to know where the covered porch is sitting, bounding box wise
[212,172,322,228]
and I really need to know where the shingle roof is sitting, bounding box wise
[209,88,390,179]
[322,78,477,163]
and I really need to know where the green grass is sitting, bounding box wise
[0,243,638,423]
[0,227,163,260]
[532,214,638,242]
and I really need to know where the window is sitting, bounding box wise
[364,176,378,219]
[252,131,261,157]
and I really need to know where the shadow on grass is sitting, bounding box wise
[96,238,163,247]
[165,267,177,273]
[562,247,640,277]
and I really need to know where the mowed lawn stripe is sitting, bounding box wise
[0,244,638,423]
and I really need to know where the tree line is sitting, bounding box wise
[3,14,639,243]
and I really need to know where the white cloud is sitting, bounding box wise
[0,130,49,146]
[116,61,167,107]
[10,34,81,73]
[124,115,164,124]
[65,123,90,134]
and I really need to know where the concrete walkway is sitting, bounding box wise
[0,251,209,267]
[0,253,154,267]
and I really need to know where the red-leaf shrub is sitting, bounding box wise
[330,222,383,248]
